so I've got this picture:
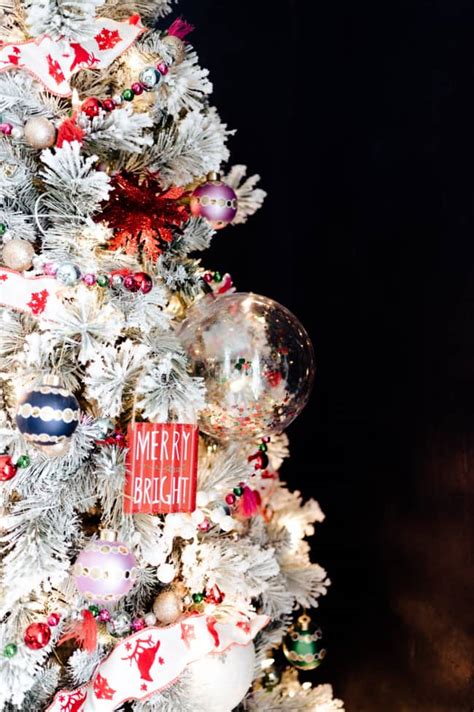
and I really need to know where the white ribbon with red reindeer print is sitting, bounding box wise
[0,268,63,318]
[46,614,268,712]
[0,15,144,97]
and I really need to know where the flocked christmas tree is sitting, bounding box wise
[0,1,345,710]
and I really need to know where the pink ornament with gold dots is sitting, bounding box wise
[190,173,238,229]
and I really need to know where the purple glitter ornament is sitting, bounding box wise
[190,173,238,229]
[73,530,138,604]
[131,618,146,632]
[98,609,111,622]
[43,262,58,277]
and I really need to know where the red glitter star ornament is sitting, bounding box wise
[100,173,189,261]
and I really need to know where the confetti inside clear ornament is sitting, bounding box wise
[179,293,315,440]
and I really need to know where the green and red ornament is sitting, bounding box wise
[283,613,326,671]
[15,375,80,457]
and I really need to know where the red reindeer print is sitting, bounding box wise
[69,43,100,72]
[122,636,164,682]
[46,54,65,84]
[180,622,196,648]
[94,28,122,51]
[7,47,20,65]
[93,673,116,701]
[0,274,7,282]
[27,289,49,315]
[58,690,87,712]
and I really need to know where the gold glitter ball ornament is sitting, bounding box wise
[24,116,56,149]
[2,239,35,271]
[152,590,183,625]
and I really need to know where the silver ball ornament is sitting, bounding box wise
[107,611,132,637]
[152,590,183,625]
[2,239,35,271]
[23,116,56,149]
[139,66,162,91]
[56,262,81,286]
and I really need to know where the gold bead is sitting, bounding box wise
[2,239,35,271]
[152,590,183,625]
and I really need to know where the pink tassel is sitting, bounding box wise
[58,610,98,653]
[239,486,262,518]
[167,18,195,40]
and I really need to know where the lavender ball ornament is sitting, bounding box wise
[190,172,238,229]
[73,530,138,604]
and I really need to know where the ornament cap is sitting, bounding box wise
[42,374,62,387]
[207,171,220,182]
[99,529,118,543]
[297,613,311,631]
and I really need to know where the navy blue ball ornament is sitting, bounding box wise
[16,375,80,457]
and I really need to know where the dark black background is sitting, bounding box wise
[178,2,474,709]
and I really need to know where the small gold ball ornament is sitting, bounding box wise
[24,116,56,149]
[152,590,183,625]
[161,35,186,64]
[2,239,35,271]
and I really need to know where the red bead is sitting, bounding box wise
[225,494,236,505]
[98,609,111,622]
[102,98,116,112]
[0,456,17,482]
[131,82,144,95]
[203,272,213,284]
[47,613,61,627]
[131,618,146,632]
[81,97,103,118]
[83,273,96,287]
[133,272,153,294]
[123,274,140,292]
[24,622,51,650]
[0,123,13,136]
[198,519,211,532]
[156,62,169,75]
[254,452,269,470]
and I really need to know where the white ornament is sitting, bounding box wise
[196,491,209,507]
[144,612,157,626]
[24,116,56,149]
[191,508,206,525]
[2,239,35,271]
[210,507,226,524]
[186,642,255,712]
[157,563,176,584]
[220,515,235,533]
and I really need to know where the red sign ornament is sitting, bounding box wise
[124,423,198,514]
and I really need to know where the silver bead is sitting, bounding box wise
[23,116,56,149]
[96,417,114,438]
[11,126,24,140]
[56,262,81,286]
[107,611,132,637]
[111,274,124,288]
[139,67,162,91]
[113,94,124,106]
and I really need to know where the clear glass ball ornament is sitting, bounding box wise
[179,293,315,440]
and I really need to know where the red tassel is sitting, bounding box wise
[168,18,195,40]
[239,486,262,518]
[56,117,85,148]
[58,610,98,653]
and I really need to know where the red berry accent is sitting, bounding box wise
[133,272,153,294]
[24,622,51,650]
[131,82,144,95]
[203,272,213,283]
[225,494,236,505]
[0,456,17,482]
[81,97,103,118]
[102,98,116,112]
[47,613,61,627]
[198,519,211,532]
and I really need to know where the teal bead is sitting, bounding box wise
[258,443,268,453]
[122,88,135,102]
[16,454,31,468]
[89,605,100,617]
[0,223,6,237]
[192,593,204,604]
[213,271,223,283]
[96,274,109,288]
[233,486,243,497]
[3,643,17,658]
